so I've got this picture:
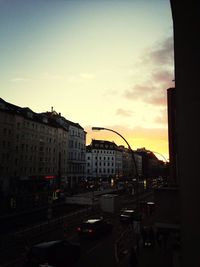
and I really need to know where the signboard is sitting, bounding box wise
[44,175,56,179]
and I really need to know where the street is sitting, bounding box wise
[1,189,154,267]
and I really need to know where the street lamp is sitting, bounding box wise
[92,127,141,254]
[91,127,140,214]
[148,150,168,163]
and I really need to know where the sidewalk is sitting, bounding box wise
[138,244,174,267]
[119,242,174,267]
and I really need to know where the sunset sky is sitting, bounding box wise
[0,0,174,161]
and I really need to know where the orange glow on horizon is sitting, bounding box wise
[86,126,169,161]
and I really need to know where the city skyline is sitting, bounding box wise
[0,0,174,160]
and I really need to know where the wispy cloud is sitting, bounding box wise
[79,73,94,79]
[11,77,31,82]
[151,69,173,85]
[116,108,133,117]
[124,84,154,100]
[154,108,168,124]
[42,72,65,80]
[147,95,167,106]
[123,36,174,107]
[142,36,174,66]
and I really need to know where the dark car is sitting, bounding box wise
[26,239,80,267]
[120,209,136,224]
[77,217,113,239]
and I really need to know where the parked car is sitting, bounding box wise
[119,209,136,224]
[76,217,113,239]
[26,239,80,267]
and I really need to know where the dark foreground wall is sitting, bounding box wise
[170,2,200,267]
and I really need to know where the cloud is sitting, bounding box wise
[147,95,167,106]
[11,77,31,82]
[154,108,168,124]
[116,108,133,117]
[123,36,174,107]
[42,72,65,80]
[124,84,154,99]
[142,36,174,66]
[151,69,173,85]
[79,73,94,79]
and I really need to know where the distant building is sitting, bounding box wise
[0,98,68,197]
[135,148,159,178]
[86,139,122,182]
[0,98,86,199]
[42,109,87,189]
[118,145,142,179]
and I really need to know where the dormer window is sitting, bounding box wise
[0,102,6,109]
[26,111,33,119]
[42,117,48,123]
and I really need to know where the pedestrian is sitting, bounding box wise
[163,231,168,249]
[129,246,138,267]
[149,226,155,246]
[156,230,163,248]
[141,226,148,247]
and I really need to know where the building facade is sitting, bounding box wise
[118,145,142,180]
[0,98,86,205]
[0,98,69,211]
[86,140,122,183]
[41,109,86,189]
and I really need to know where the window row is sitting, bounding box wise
[93,150,115,154]
[87,162,114,167]
[87,168,114,174]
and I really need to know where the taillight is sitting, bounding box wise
[77,227,81,232]
[88,229,93,233]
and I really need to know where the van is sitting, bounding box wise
[26,240,80,267]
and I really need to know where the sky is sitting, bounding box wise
[0,0,174,161]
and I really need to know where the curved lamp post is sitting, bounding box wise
[91,127,140,213]
[149,150,168,163]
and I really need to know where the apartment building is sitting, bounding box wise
[0,98,68,197]
[86,139,122,182]
[119,145,142,180]
[42,109,86,189]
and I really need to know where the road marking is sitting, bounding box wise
[86,240,105,255]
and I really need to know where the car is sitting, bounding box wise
[26,239,81,267]
[119,209,136,224]
[76,217,113,239]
